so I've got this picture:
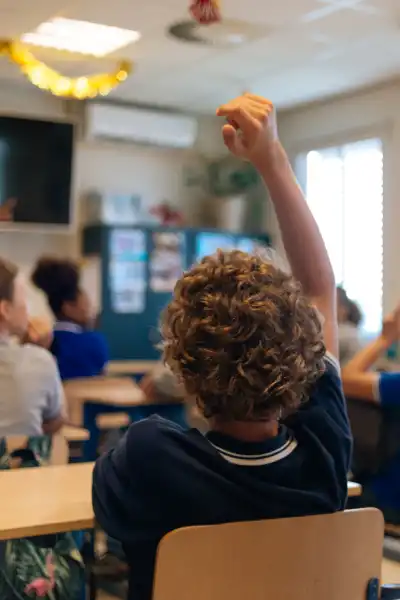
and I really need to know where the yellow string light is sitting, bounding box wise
[0,39,132,100]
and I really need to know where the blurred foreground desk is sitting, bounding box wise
[0,462,94,540]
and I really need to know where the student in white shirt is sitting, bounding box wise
[0,258,64,436]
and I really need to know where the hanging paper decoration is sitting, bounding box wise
[0,39,132,100]
[150,202,185,226]
[190,0,221,25]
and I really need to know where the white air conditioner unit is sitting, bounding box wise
[85,103,198,149]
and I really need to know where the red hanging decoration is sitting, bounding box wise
[190,0,221,25]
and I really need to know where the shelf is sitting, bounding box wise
[0,222,75,234]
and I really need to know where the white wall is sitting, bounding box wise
[74,141,202,224]
[0,83,224,315]
[277,80,400,314]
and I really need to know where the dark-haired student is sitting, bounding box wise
[342,305,400,514]
[337,286,363,365]
[93,94,351,600]
[31,257,109,380]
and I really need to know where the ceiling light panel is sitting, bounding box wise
[20,18,141,57]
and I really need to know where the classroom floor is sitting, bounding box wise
[97,559,400,600]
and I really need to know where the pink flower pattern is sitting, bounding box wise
[24,552,55,598]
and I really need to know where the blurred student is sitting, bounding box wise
[337,286,363,365]
[140,365,207,431]
[93,94,351,600]
[0,259,64,435]
[31,257,109,380]
[342,306,400,514]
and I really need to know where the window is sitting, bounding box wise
[296,138,383,335]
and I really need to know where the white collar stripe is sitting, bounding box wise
[209,436,293,460]
[213,439,298,466]
[325,352,340,373]
[54,322,83,334]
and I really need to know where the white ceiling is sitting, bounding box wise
[0,0,400,113]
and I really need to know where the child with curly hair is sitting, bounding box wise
[93,94,351,600]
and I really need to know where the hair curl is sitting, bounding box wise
[162,250,326,421]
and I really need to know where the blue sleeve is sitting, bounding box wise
[91,332,109,373]
[377,372,400,407]
[287,355,350,433]
[284,354,352,486]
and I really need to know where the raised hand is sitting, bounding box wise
[382,304,400,345]
[216,93,278,169]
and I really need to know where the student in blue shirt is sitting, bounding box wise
[31,257,109,380]
[342,307,400,513]
[93,94,351,600]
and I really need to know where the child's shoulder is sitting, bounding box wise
[124,415,203,460]
[22,343,57,371]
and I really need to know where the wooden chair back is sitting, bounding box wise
[153,508,383,600]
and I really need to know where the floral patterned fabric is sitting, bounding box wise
[0,436,84,599]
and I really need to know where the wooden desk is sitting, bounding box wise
[347,481,362,497]
[65,377,145,407]
[0,463,361,541]
[107,361,158,376]
[0,463,94,540]
[62,426,90,442]
[64,377,186,460]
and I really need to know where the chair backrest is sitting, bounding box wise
[153,509,383,600]
[347,397,400,478]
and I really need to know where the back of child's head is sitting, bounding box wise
[161,250,325,422]
[31,257,80,318]
[337,286,362,327]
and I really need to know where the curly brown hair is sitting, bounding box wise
[161,250,326,421]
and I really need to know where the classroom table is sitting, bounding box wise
[107,360,158,377]
[62,425,90,442]
[0,462,94,541]
[347,482,362,497]
[0,461,362,541]
[64,377,186,460]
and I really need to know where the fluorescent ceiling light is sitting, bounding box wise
[21,18,141,57]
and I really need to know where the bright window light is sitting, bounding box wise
[21,18,141,57]
[296,138,383,336]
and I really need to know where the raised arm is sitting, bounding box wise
[217,94,337,356]
[342,306,400,401]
